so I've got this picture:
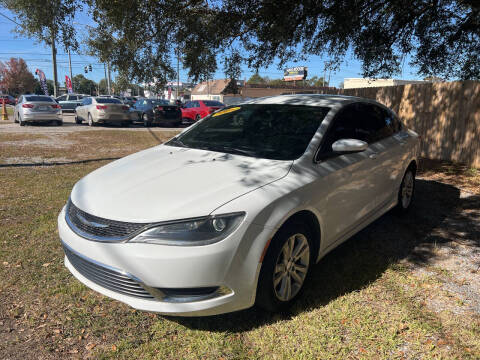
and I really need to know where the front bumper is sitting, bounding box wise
[58,207,268,316]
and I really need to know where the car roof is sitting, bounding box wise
[244,94,376,107]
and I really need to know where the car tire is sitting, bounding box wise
[88,113,94,127]
[19,115,25,126]
[396,166,416,213]
[75,114,82,124]
[143,113,151,127]
[122,121,130,127]
[256,222,313,312]
[195,114,201,122]
[57,120,63,126]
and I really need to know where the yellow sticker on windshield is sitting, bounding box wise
[212,106,241,117]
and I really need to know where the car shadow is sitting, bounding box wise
[168,179,479,332]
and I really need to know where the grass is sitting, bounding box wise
[1,129,479,359]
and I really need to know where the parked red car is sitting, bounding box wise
[0,94,15,105]
[181,100,225,125]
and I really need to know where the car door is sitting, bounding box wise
[367,105,412,208]
[313,103,383,249]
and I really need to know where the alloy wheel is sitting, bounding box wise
[401,171,414,208]
[273,233,310,301]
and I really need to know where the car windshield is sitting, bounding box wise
[167,104,330,160]
[25,96,54,102]
[95,98,122,104]
[203,100,224,107]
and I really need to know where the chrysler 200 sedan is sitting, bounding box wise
[58,95,419,316]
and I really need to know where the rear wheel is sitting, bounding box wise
[396,167,415,213]
[256,222,313,312]
[75,114,82,124]
[19,115,25,126]
[88,113,94,127]
[56,120,63,126]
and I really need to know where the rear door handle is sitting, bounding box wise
[369,153,378,159]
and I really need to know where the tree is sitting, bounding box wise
[1,0,80,96]
[0,58,36,95]
[247,73,266,84]
[87,0,480,81]
[72,74,97,95]
[306,76,328,87]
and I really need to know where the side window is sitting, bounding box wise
[363,104,394,142]
[58,95,67,101]
[184,102,192,108]
[69,95,78,101]
[387,111,402,133]
[192,101,200,108]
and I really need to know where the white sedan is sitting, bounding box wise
[58,94,419,316]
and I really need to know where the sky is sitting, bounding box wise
[0,8,424,88]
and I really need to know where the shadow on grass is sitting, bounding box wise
[0,157,120,168]
[170,179,480,332]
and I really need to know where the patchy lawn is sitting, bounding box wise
[0,130,479,359]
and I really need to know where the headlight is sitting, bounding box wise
[129,212,245,246]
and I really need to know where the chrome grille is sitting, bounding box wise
[63,244,154,299]
[66,199,150,242]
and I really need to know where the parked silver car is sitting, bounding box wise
[14,95,63,126]
[75,97,131,126]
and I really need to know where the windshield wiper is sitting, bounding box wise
[168,138,187,148]
[197,145,257,157]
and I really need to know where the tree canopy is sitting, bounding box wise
[3,0,479,87]
[85,0,479,84]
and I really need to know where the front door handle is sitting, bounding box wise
[369,153,378,159]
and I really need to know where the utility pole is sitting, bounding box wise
[323,65,326,87]
[176,47,180,100]
[106,62,112,95]
[51,33,58,97]
[67,49,73,82]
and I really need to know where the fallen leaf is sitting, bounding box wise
[42,263,51,267]
[53,329,61,334]
[85,343,96,351]
[111,344,117,351]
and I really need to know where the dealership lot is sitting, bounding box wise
[0,113,181,134]
[1,128,480,358]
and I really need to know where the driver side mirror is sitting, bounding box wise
[332,139,368,153]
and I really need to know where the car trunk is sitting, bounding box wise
[157,105,181,119]
[27,102,58,113]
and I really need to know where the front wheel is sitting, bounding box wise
[195,114,201,122]
[75,114,82,124]
[396,167,415,213]
[256,223,313,312]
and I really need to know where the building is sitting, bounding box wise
[343,78,428,89]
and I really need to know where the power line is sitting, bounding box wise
[0,12,21,26]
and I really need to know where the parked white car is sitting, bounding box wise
[75,96,131,126]
[14,95,63,126]
[58,94,419,316]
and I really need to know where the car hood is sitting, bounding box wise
[70,145,292,222]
